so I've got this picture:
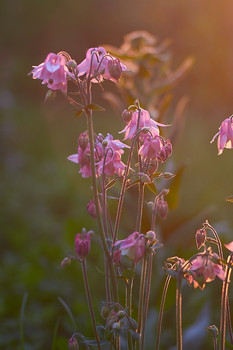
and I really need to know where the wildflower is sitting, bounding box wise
[210,116,233,155]
[29,53,68,92]
[114,232,146,263]
[225,241,233,252]
[75,228,92,258]
[138,135,163,159]
[120,109,168,140]
[188,254,225,289]
[77,47,127,83]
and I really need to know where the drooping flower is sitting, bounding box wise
[75,229,92,258]
[156,197,169,219]
[188,254,225,289]
[120,109,168,140]
[210,116,233,155]
[77,47,127,83]
[29,53,68,92]
[114,232,146,263]
[138,135,163,159]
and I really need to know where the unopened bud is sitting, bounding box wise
[146,230,157,241]
[68,336,79,350]
[122,109,133,124]
[118,310,125,319]
[157,198,168,219]
[75,229,92,258]
[101,305,112,319]
[112,322,121,330]
[108,58,122,81]
[78,132,89,152]
[87,200,97,219]
[195,229,206,250]
[66,60,77,70]
[60,257,71,268]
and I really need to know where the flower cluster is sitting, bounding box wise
[68,132,129,178]
[30,47,127,92]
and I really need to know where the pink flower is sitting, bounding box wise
[98,150,126,177]
[30,53,68,92]
[225,241,233,252]
[120,109,168,140]
[156,197,169,219]
[114,232,146,263]
[211,116,233,155]
[77,47,127,83]
[138,135,163,159]
[189,254,225,289]
[75,229,92,258]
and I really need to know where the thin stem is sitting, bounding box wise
[135,182,145,233]
[176,270,183,350]
[137,256,148,349]
[81,259,101,350]
[219,254,233,350]
[204,220,233,343]
[86,109,118,302]
[141,253,153,350]
[155,274,172,350]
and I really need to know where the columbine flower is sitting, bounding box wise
[29,53,68,92]
[114,232,146,263]
[138,135,163,159]
[120,109,168,140]
[75,228,92,258]
[210,116,233,155]
[77,47,127,83]
[188,254,225,289]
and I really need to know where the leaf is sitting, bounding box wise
[226,195,233,203]
[162,267,178,279]
[146,182,157,195]
[85,103,105,112]
[75,109,83,119]
[58,297,76,331]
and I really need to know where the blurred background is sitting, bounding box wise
[1,0,233,349]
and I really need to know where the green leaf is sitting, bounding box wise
[146,182,157,194]
[58,297,76,331]
[226,195,233,203]
[85,103,105,112]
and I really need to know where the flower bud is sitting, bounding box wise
[146,230,157,242]
[87,200,97,219]
[75,228,92,258]
[78,132,89,152]
[195,229,206,250]
[68,337,79,350]
[66,59,77,70]
[101,305,112,319]
[122,109,133,124]
[108,58,122,81]
[106,310,118,329]
[112,322,121,330]
[118,310,125,319]
[157,198,168,219]
[159,139,173,162]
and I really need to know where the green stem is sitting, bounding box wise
[135,182,145,233]
[81,259,101,350]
